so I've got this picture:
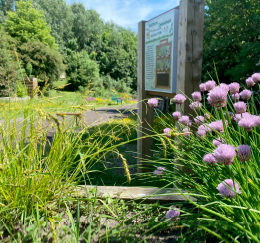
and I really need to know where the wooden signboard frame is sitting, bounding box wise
[137,0,205,173]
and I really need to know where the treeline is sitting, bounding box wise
[203,0,260,83]
[0,0,137,97]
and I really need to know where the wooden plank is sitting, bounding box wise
[176,0,205,116]
[137,21,154,173]
[73,186,196,204]
[147,91,176,98]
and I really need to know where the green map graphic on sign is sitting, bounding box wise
[145,9,179,93]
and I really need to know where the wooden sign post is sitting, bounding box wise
[137,0,205,173]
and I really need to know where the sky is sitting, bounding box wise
[67,0,179,32]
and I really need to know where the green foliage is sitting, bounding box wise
[18,41,63,85]
[66,50,101,90]
[15,80,27,97]
[5,0,56,48]
[0,28,20,97]
[203,0,260,82]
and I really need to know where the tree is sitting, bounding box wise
[5,0,56,48]
[66,50,101,90]
[33,0,74,56]
[0,0,15,15]
[203,0,260,83]
[71,3,104,52]
[0,28,20,96]
[18,41,63,86]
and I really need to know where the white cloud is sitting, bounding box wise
[73,0,179,32]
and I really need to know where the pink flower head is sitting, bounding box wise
[174,94,186,104]
[203,153,217,165]
[237,145,251,162]
[213,137,226,147]
[229,82,240,94]
[189,101,202,111]
[199,83,207,92]
[197,130,206,137]
[172,111,182,121]
[254,116,260,127]
[217,179,241,198]
[207,87,227,108]
[163,128,171,137]
[204,113,211,120]
[198,124,211,133]
[194,116,204,125]
[246,77,255,87]
[240,90,252,101]
[234,112,252,122]
[179,116,189,126]
[147,98,158,108]
[233,101,247,114]
[238,117,256,131]
[219,83,230,93]
[213,144,236,165]
[166,208,180,220]
[231,93,240,102]
[205,80,216,91]
[188,120,192,127]
[191,91,202,101]
[183,128,190,138]
[209,120,227,133]
[252,73,260,83]
[154,167,166,177]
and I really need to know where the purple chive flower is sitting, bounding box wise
[234,112,252,122]
[172,111,182,121]
[154,167,166,177]
[86,97,96,101]
[163,128,171,138]
[200,83,207,92]
[205,80,216,91]
[179,116,189,126]
[229,82,240,94]
[252,73,260,83]
[254,116,260,126]
[213,144,236,165]
[238,117,256,131]
[231,93,240,102]
[246,77,255,87]
[233,101,247,114]
[174,94,186,105]
[207,87,227,108]
[189,101,202,111]
[204,113,211,120]
[166,208,180,220]
[209,120,227,133]
[237,145,251,162]
[147,98,158,108]
[203,153,217,165]
[191,91,202,101]
[240,90,252,101]
[213,137,226,147]
[194,116,204,125]
[217,179,241,198]
[197,130,206,137]
[183,128,190,138]
[219,83,230,93]
[188,120,192,127]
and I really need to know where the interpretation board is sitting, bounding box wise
[145,9,179,94]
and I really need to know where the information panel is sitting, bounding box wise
[145,9,179,93]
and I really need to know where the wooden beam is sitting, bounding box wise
[147,91,176,98]
[137,21,154,173]
[176,0,205,116]
[73,186,196,204]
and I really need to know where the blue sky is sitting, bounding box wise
[67,0,179,32]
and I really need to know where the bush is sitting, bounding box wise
[66,50,101,90]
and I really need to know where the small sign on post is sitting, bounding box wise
[137,0,205,173]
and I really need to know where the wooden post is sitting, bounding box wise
[23,77,38,98]
[176,0,205,115]
[137,21,154,173]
